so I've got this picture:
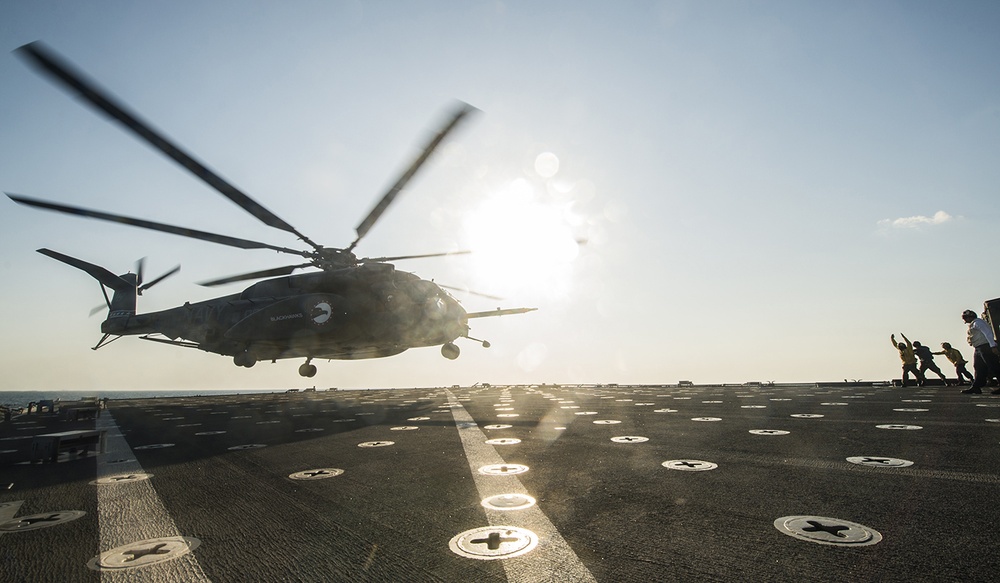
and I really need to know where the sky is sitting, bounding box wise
[1,1,998,391]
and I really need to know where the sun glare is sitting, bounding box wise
[462,176,581,299]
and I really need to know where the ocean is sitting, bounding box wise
[0,389,287,408]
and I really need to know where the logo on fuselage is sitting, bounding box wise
[311,302,333,325]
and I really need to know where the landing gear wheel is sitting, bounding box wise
[441,342,460,360]
[298,363,317,378]
[233,352,256,368]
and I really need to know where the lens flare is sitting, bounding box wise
[462,179,580,298]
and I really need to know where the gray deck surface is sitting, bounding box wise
[3,383,999,582]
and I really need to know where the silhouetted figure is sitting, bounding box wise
[934,342,975,385]
[961,309,1000,394]
[912,341,949,385]
[892,333,925,387]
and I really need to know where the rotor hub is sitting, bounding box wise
[314,247,358,269]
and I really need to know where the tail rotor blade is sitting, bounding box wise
[134,256,146,287]
[137,264,180,294]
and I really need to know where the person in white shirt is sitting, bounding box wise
[961,309,1000,394]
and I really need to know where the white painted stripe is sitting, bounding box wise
[446,390,596,582]
[96,410,211,581]
[0,499,24,537]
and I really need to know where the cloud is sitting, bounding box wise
[877,210,954,229]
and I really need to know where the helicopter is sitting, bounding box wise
[6,41,536,378]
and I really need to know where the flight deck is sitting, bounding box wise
[2,383,998,582]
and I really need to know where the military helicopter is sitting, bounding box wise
[7,42,536,378]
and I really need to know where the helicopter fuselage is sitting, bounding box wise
[10,42,537,378]
[107,263,468,363]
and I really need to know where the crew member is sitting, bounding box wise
[961,309,1000,395]
[891,333,924,388]
[934,342,974,385]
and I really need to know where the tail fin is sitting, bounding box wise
[36,248,137,325]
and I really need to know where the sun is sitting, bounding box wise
[461,177,581,299]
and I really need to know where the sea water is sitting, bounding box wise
[0,388,285,408]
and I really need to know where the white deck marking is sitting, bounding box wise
[96,410,210,581]
[0,500,25,539]
[446,390,596,582]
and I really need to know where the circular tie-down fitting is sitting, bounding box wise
[91,473,153,486]
[195,430,227,436]
[749,429,790,436]
[790,414,824,419]
[773,515,882,547]
[358,441,395,448]
[846,456,914,468]
[479,463,529,476]
[593,419,622,425]
[893,408,929,412]
[449,526,539,560]
[0,510,86,532]
[390,426,420,431]
[485,438,521,445]
[289,468,345,480]
[691,417,722,422]
[875,424,923,431]
[87,536,201,571]
[611,436,649,443]
[662,459,718,471]
[483,424,512,430]
[481,493,537,511]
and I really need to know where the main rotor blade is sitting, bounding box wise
[465,307,538,319]
[438,284,504,301]
[8,193,311,258]
[36,248,130,290]
[350,101,478,250]
[198,263,312,287]
[15,41,320,250]
[362,249,472,262]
